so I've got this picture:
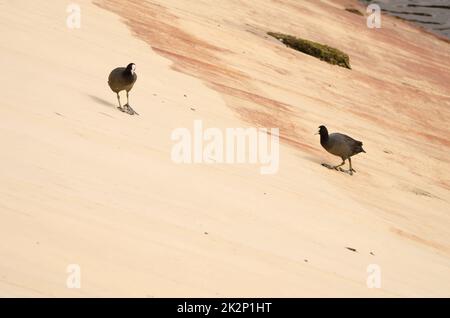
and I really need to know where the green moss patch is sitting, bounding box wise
[267,32,351,69]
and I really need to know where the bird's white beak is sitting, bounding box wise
[314,131,319,135]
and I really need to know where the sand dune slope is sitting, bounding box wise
[0,0,449,296]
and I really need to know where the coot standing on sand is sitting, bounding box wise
[108,63,138,115]
[316,125,365,175]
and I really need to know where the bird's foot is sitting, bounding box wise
[322,163,354,175]
[123,104,139,115]
[322,163,343,171]
[338,167,353,176]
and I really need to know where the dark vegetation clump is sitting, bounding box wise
[345,8,364,16]
[267,32,351,69]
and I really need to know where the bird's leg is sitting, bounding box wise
[348,158,356,173]
[332,160,346,170]
[123,91,133,114]
[338,158,354,175]
[124,91,138,115]
[116,93,123,111]
[321,160,345,170]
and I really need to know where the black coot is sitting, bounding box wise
[108,63,138,115]
[317,125,366,175]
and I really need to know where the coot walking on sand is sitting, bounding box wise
[316,125,365,175]
[108,63,138,115]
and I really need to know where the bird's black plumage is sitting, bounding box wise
[108,63,137,93]
[317,125,365,175]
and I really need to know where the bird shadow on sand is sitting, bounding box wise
[298,154,352,174]
[87,94,117,108]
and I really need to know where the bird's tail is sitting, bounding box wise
[356,141,366,153]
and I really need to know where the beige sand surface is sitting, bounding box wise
[0,0,449,297]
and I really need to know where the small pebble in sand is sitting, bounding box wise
[346,247,357,252]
